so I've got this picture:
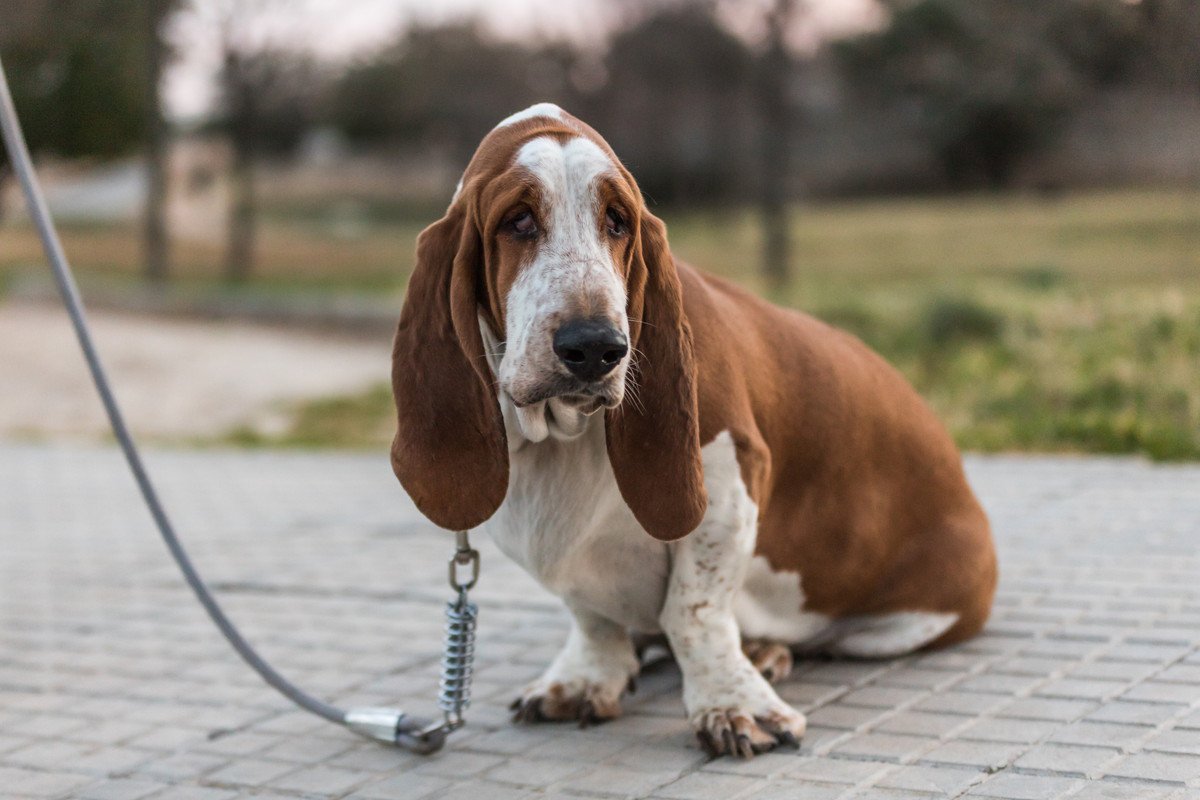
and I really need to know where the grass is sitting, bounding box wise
[222,385,396,450]
[4,188,1198,459]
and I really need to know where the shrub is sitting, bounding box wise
[924,297,1004,347]
[814,303,881,343]
[1015,264,1067,290]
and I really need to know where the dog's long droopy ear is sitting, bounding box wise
[606,210,708,541]
[391,207,508,530]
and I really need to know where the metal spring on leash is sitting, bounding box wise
[437,590,477,727]
[438,530,479,729]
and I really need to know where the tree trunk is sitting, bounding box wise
[0,162,9,223]
[225,139,256,282]
[142,0,170,283]
[758,0,794,292]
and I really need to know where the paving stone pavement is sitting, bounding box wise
[1,441,1198,800]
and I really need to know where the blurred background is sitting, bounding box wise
[1,0,1198,459]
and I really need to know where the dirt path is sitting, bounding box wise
[0,300,392,440]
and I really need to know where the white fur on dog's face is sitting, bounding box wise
[490,134,630,443]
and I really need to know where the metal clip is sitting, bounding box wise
[344,708,446,754]
[449,529,480,591]
[396,716,450,755]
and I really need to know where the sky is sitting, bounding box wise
[164,0,880,120]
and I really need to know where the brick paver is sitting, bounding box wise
[0,443,1197,799]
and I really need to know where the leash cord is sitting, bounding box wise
[0,53,466,754]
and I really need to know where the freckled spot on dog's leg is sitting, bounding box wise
[661,431,808,758]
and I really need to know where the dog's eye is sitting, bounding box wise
[605,208,627,238]
[508,210,538,239]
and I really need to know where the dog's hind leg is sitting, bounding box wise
[825,611,960,659]
[741,639,794,684]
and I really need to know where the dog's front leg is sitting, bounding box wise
[659,438,806,758]
[512,602,639,725]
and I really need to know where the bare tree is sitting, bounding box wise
[142,0,176,283]
[209,1,263,283]
[590,5,754,206]
[220,41,258,283]
[1139,0,1200,90]
[0,161,9,223]
[181,0,276,283]
[758,0,799,290]
[194,0,322,282]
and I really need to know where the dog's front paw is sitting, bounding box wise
[692,703,806,758]
[511,673,634,726]
[684,667,806,758]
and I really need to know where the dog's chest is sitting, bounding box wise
[482,418,669,633]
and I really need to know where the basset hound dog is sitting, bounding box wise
[391,103,997,758]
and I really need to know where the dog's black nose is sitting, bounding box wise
[553,319,628,381]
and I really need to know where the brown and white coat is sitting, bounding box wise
[391,103,998,757]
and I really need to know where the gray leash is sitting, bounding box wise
[0,53,475,754]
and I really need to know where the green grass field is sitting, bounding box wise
[4,188,1198,458]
